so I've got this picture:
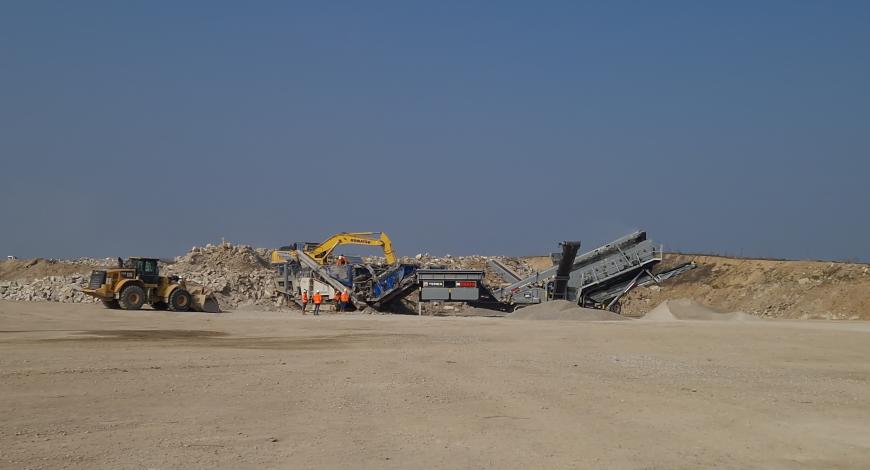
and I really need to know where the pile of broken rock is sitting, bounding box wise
[0,243,282,310]
[0,275,97,303]
[162,243,279,310]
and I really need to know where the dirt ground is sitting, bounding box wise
[2,302,870,469]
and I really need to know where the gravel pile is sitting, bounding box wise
[640,299,756,322]
[506,300,628,321]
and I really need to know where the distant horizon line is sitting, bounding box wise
[4,248,868,266]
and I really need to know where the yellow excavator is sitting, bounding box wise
[271,232,397,265]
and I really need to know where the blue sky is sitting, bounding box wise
[1,1,868,261]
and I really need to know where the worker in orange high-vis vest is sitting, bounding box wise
[340,289,350,312]
[333,290,341,311]
[312,290,323,316]
[300,289,309,314]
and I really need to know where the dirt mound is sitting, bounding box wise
[640,299,756,322]
[622,253,870,320]
[507,300,628,321]
[0,258,106,281]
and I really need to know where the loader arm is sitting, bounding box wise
[307,232,397,265]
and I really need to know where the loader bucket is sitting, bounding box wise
[191,294,221,313]
[187,286,221,313]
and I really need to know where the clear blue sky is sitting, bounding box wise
[1,1,868,261]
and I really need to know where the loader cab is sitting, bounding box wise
[129,257,160,285]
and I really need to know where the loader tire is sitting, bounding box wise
[102,299,120,309]
[168,288,192,312]
[151,301,168,310]
[119,285,146,310]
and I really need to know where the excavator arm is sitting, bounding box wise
[307,232,397,265]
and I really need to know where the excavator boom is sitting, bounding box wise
[306,232,396,264]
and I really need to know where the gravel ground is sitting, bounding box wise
[1,301,870,469]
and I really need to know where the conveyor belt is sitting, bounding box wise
[486,259,523,283]
[296,250,361,308]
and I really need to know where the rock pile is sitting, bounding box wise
[171,243,271,273]
[0,243,281,310]
[0,275,98,303]
[162,243,278,310]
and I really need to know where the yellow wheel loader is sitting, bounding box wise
[81,257,220,312]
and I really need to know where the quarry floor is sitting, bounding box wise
[1,301,869,469]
